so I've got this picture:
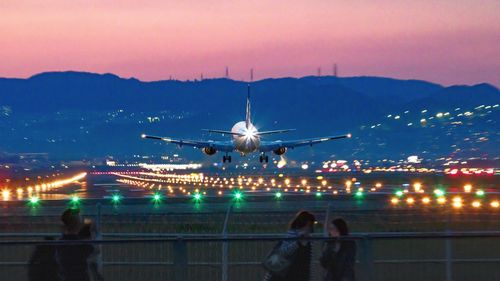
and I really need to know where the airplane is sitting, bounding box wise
[141,85,351,163]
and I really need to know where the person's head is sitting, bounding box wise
[61,208,82,234]
[328,218,349,237]
[289,211,316,234]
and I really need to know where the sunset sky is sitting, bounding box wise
[1,0,499,86]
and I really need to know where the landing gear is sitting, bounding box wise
[259,154,269,163]
[222,155,232,163]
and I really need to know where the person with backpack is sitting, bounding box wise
[262,211,316,281]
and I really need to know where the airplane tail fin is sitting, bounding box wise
[245,84,251,129]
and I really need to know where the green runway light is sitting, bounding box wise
[476,189,485,197]
[71,196,80,203]
[111,194,121,203]
[434,189,445,197]
[355,191,364,198]
[275,192,282,199]
[234,191,243,201]
[152,193,162,203]
[315,192,322,198]
[395,190,404,197]
[29,196,40,205]
[193,193,202,202]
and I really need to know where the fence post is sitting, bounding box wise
[445,211,453,281]
[222,203,233,281]
[324,202,332,237]
[95,203,102,238]
[174,237,188,281]
[95,203,103,275]
[361,237,374,281]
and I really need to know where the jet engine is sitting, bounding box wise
[273,147,287,155]
[202,147,217,155]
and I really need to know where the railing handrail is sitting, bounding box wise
[1,230,500,245]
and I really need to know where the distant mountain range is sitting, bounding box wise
[0,71,498,164]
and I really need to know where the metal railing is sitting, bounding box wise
[1,232,500,281]
[1,201,500,281]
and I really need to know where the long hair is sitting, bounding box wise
[331,218,349,236]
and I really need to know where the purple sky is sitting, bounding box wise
[0,0,499,86]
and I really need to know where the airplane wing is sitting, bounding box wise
[259,134,351,152]
[201,129,244,136]
[141,134,234,152]
[256,129,296,136]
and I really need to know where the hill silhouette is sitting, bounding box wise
[0,71,498,163]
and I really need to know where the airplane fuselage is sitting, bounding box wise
[231,121,260,154]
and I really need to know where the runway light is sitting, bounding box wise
[437,197,446,205]
[355,191,363,198]
[2,189,10,200]
[29,196,40,205]
[464,184,472,193]
[275,192,282,199]
[234,191,243,201]
[422,197,431,204]
[193,192,202,202]
[475,189,485,197]
[437,196,446,205]
[453,200,463,209]
[395,190,404,197]
[406,197,415,205]
[152,193,161,202]
[111,194,121,204]
[315,192,322,198]
[491,201,499,208]
[434,189,445,197]
[471,201,481,208]
[71,195,80,204]
[390,197,399,205]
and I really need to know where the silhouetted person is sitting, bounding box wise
[263,211,316,281]
[57,208,93,281]
[28,236,59,281]
[320,218,356,281]
[79,222,105,281]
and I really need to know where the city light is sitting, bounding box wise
[491,201,499,208]
[464,184,472,193]
[406,197,415,205]
[471,201,481,208]
[422,197,431,204]
[390,197,399,205]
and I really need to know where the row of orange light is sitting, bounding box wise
[113,172,373,190]
[1,172,87,201]
[390,196,499,209]
[113,173,381,196]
